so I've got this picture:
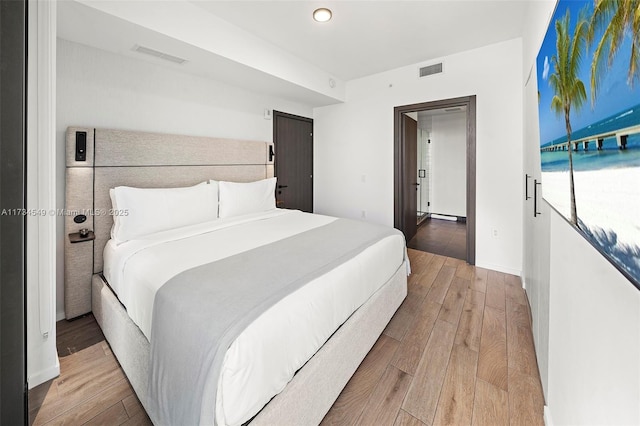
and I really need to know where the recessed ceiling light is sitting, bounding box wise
[313,8,332,22]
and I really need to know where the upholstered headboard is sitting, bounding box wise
[64,127,274,319]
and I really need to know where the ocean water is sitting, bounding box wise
[540,105,640,287]
[541,104,640,172]
[541,134,640,171]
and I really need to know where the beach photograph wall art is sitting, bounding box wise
[536,0,640,288]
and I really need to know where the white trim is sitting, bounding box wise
[28,359,60,390]
[36,0,57,342]
[475,261,522,277]
[431,213,457,221]
[26,0,59,388]
[544,405,554,426]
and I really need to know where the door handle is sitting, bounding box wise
[277,185,288,189]
[412,183,420,186]
[534,179,542,217]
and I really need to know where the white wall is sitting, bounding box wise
[417,128,431,214]
[521,1,640,424]
[547,213,640,425]
[314,38,524,274]
[522,65,552,399]
[430,112,466,217]
[56,39,314,318]
[27,0,59,388]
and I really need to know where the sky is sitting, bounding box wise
[536,0,640,145]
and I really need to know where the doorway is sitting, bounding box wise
[273,111,314,212]
[394,96,476,264]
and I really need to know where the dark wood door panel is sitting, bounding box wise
[394,96,476,265]
[274,111,313,213]
[403,114,418,241]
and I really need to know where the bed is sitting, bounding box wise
[64,127,408,425]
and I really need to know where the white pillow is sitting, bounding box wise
[218,178,277,218]
[109,182,218,243]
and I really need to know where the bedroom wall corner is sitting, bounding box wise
[313,38,524,274]
[27,0,60,388]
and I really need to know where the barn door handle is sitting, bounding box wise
[278,185,288,189]
[525,174,532,200]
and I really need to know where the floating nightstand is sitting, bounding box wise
[68,229,95,243]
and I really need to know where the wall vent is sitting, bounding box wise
[132,45,188,65]
[419,62,443,77]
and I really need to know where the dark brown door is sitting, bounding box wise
[403,114,418,241]
[394,97,476,265]
[273,111,313,212]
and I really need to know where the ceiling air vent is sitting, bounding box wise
[132,45,187,65]
[419,62,443,77]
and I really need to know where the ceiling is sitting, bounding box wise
[192,1,530,81]
[57,0,342,106]
[57,1,533,106]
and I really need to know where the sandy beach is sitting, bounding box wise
[541,168,640,252]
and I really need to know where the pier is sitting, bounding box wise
[540,123,640,152]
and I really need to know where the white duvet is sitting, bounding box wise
[103,209,405,425]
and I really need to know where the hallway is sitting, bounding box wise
[408,218,467,261]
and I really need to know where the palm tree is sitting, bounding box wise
[549,8,589,226]
[589,0,640,104]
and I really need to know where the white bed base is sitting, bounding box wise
[92,262,407,425]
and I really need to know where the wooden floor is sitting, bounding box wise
[29,315,152,426]
[322,249,544,425]
[30,249,544,425]
[408,218,467,261]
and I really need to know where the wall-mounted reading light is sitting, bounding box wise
[313,8,332,22]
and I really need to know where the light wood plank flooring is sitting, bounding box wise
[321,250,545,425]
[30,249,544,425]
[29,326,152,426]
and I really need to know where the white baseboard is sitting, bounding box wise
[431,214,457,221]
[475,261,521,277]
[544,405,553,426]
[28,359,60,389]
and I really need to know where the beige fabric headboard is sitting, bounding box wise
[64,127,274,319]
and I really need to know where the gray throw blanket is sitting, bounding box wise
[146,218,404,425]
